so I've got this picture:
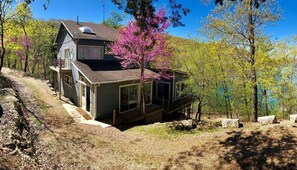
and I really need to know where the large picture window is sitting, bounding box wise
[120,84,138,112]
[119,82,152,113]
[78,45,104,60]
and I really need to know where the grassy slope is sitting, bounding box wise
[1,67,297,169]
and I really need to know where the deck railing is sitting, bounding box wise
[157,95,193,113]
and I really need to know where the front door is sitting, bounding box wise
[81,84,87,111]
[86,86,91,112]
[156,82,170,101]
[81,84,91,112]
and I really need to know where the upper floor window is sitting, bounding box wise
[78,45,104,60]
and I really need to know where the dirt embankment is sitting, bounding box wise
[0,75,40,169]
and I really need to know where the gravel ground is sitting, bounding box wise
[1,67,297,170]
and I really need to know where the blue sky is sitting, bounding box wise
[30,0,297,39]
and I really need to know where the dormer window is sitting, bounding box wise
[79,26,95,34]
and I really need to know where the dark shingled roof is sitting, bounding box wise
[61,20,118,41]
[73,60,157,84]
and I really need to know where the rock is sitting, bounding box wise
[175,123,183,130]
[221,119,239,128]
[170,120,195,131]
[258,115,276,125]
[289,114,297,123]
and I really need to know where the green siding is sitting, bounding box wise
[96,80,139,119]
[62,72,78,105]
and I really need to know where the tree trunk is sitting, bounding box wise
[0,23,5,72]
[248,0,258,122]
[263,89,269,116]
[22,26,29,73]
[140,54,146,115]
[31,60,37,74]
[12,58,17,69]
[224,95,229,118]
[195,100,202,122]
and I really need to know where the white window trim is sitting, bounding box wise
[119,82,153,114]
[78,45,104,60]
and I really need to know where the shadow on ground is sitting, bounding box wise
[220,126,297,169]
[164,126,297,169]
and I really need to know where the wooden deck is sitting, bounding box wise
[165,96,193,114]
[99,97,193,125]
[100,104,163,125]
[118,104,163,124]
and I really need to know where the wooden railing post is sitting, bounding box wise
[113,109,116,125]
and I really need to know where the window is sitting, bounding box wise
[64,48,71,68]
[64,48,70,59]
[120,84,138,112]
[64,75,73,87]
[175,81,185,100]
[78,46,104,60]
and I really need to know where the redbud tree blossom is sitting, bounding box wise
[109,8,173,115]
[110,8,173,82]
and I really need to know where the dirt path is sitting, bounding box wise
[2,67,297,169]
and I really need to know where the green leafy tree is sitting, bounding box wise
[270,37,297,118]
[206,0,281,121]
[102,11,125,29]
[0,0,37,72]
[15,2,32,72]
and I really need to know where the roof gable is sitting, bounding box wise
[56,20,118,42]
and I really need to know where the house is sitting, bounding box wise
[49,20,193,124]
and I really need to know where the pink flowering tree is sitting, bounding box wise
[110,8,173,115]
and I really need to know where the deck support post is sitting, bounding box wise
[113,109,116,125]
